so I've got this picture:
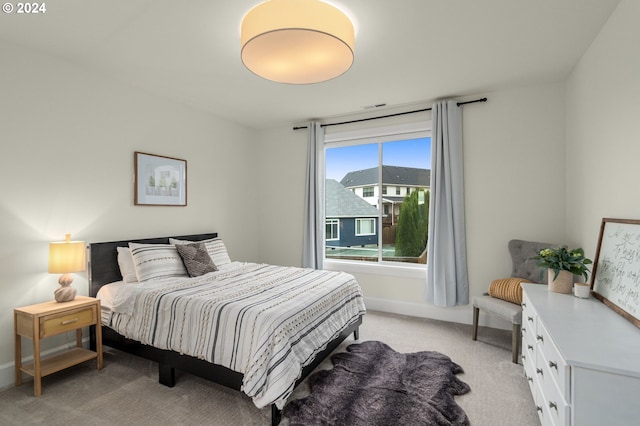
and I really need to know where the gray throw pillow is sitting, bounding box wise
[175,242,218,277]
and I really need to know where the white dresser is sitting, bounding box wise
[521,284,640,426]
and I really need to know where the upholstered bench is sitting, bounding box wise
[472,239,555,363]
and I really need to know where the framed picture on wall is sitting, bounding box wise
[591,217,640,329]
[134,151,187,206]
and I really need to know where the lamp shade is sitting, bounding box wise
[48,234,86,274]
[241,0,354,84]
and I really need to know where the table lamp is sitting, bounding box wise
[48,234,86,302]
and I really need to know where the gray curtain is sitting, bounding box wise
[426,100,469,306]
[302,122,325,269]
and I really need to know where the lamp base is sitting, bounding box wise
[55,274,76,303]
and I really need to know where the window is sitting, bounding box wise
[324,122,431,266]
[326,219,339,241]
[356,218,375,236]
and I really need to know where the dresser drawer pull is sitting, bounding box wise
[536,335,544,342]
[536,406,543,413]
[536,368,543,376]
[549,361,558,370]
[522,354,526,361]
[61,318,79,325]
[527,376,533,383]
[522,302,527,308]
[549,402,558,411]
[528,345,533,351]
[528,316,534,322]
[521,327,526,335]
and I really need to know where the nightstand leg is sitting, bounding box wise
[33,322,41,397]
[76,329,82,348]
[14,312,22,386]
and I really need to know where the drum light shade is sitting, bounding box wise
[48,234,86,302]
[241,0,355,84]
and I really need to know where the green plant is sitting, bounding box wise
[395,190,429,257]
[532,247,593,281]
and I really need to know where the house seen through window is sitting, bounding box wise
[324,126,431,265]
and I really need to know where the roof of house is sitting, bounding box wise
[340,166,430,188]
[325,179,380,218]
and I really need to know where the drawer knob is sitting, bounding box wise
[521,327,526,335]
[522,302,527,308]
[528,345,533,351]
[549,361,558,370]
[536,368,543,376]
[549,402,558,411]
[61,318,79,325]
[536,406,543,413]
[536,335,544,342]
[522,354,526,362]
[528,316,534,322]
[527,376,533,383]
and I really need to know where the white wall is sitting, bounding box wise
[565,0,640,257]
[0,40,259,383]
[255,83,567,327]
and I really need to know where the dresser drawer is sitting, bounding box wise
[523,351,536,394]
[537,351,570,426]
[536,320,570,398]
[40,306,97,338]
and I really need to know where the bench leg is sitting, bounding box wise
[512,323,521,364]
[472,307,479,341]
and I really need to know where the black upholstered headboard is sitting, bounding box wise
[88,232,218,297]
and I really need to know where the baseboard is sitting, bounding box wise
[0,337,90,392]
[363,296,511,330]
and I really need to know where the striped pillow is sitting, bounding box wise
[129,243,188,282]
[488,277,529,305]
[170,237,231,266]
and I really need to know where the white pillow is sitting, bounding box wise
[128,242,188,282]
[170,237,231,266]
[117,247,138,283]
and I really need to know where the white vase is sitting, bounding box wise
[548,269,573,294]
[574,282,591,298]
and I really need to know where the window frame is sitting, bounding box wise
[326,218,340,241]
[355,218,376,236]
[322,121,431,277]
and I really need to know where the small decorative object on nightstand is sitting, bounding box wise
[48,234,86,302]
[14,296,103,396]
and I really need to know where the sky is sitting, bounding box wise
[325,137,431,181]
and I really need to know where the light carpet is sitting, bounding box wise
[0,310,539,425]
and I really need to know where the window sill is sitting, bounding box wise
[324,259,426,280]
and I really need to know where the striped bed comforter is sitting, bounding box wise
[105,262,366,409]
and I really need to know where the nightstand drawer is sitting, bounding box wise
[40,306,96,338]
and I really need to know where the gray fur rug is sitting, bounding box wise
[283,341,470,426]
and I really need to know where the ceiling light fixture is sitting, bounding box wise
[240,0,355,84]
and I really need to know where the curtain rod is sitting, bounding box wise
[292,97,487,130]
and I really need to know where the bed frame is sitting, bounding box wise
[88,232,362,425]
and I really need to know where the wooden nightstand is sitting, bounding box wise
[14,296,103,396]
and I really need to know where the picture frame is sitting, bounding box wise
[134,151,187,206]
[591,217,640,329]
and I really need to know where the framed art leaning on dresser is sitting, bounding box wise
[134,151,187,206]
[591,217,640,329]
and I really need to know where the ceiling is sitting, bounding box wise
[0,0,620,130]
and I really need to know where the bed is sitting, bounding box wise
[88,232,365,425]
